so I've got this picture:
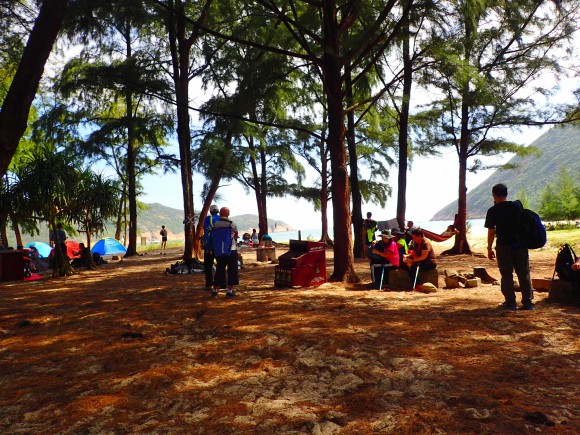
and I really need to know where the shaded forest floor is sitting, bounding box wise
[1,237,579,434]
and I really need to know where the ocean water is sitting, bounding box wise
[269,219,487,243]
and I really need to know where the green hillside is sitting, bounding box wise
[431,124,580,220]
[5,203,293,247]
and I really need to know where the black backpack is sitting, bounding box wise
[555,244,578,281]
[514,200,547,249]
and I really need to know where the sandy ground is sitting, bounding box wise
[1,236,578,434]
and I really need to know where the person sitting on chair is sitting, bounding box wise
[370,230,400,287]
[261,233,273,247]
[393,230,408,256]
[404,228,437,283]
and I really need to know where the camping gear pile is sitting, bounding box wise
[165,259,204,275]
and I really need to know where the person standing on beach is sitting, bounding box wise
[405,220,415,246]
[202,204,220,288]
[362,212,378,257]
[484,183,534,311]
[212,207,239,298]
[160,225,168,253]
[50,223,67,255]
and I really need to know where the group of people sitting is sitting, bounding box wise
[369,228,437,284]
[241,228,273,247]
[367,222,437,289]
[19,245,41,275]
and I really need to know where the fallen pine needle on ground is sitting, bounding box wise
[1,237,578,433]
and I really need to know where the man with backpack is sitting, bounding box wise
[159,225,168,253]
[485,183,534,311]
[211,207,239,298]
[202,204,220,288]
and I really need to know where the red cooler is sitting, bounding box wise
[275,240,326,287]
[0,250,25,281]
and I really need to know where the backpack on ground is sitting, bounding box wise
[555,244,578,281]
[514,200,547,249]
[212,222,233,257]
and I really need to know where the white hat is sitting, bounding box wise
[380,230,394,239]
[210,204,219,213]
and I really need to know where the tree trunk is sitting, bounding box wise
[176,73,195,261]
[170,1,196,261]
[319,137,333,247]
[322,1,358,282]
[0,0,69,177]
[83,214,96,269]
[114,192,125,241]
[258,148,268,237]
[445,21,475,256]
[0,225,8,248]
[193,130,232,258]
[345,68,364,258]
[11,215,23,247]
[445,100,472,255]
[248,135,268,238]
[124,32,138,257]
[396,16,412,231]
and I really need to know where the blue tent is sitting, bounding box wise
[90,238,127,256]
[25,241,52,258]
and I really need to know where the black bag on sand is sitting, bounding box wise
[555,244,578,281]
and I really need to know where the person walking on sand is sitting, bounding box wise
[160,225,168,254]
[211,207,239,298]
[485,183,534,311]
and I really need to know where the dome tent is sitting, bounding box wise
[65,240,81,258]
[90,238,127,256]
[25,241,52,258]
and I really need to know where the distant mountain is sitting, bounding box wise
[6,203,293,246]
[431,124,580,220]
[117,204,294,241]
[231,214,294,235]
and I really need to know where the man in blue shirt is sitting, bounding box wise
[203,205,220,288]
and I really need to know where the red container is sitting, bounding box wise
[275,240,326,287]
[0,250,25,281]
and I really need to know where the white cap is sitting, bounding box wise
[210,204,219,213]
